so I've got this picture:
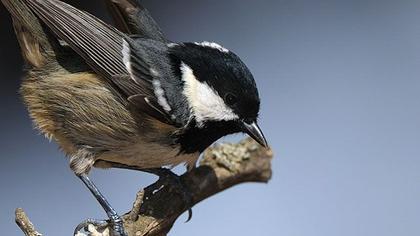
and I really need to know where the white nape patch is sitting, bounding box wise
[194,41,229,53]
[122,39,134,80]
[152,79,172,112]
[180,62,238,126]
[167,42,179,48]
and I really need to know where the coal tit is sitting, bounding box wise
[1,0,267,235]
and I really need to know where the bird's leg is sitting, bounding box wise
[100,161,193,221]
[75,174,127,236]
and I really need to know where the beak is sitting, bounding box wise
[242,121,268,148]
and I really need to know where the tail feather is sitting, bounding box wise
[1,0,57,68]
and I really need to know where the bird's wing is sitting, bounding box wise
[104,0,167,41]
[26,0,173,124]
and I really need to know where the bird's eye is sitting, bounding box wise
[225,93,237,106]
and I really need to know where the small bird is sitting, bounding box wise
[1,0,267,235]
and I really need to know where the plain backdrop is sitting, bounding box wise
[1,0,420,235]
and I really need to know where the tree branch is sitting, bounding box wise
[15,138,273,236]
[15,208,42,236]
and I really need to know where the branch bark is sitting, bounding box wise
[15,208,42,236]
[15,138,273,236]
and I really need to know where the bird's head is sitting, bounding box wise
[169,42,267,148]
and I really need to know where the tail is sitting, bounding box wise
[1,0,58,68]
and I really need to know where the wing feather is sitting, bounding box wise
[25,0,173,124]
[27,0,127,79]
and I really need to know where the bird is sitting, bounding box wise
[1,0,267,235]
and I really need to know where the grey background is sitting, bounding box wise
[1,0,420,235]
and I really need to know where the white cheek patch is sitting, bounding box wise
[180,62,239,126]
[194,41,229,53]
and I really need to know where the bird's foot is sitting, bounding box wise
[74,216,126,236]
[74,219,108,236]
[151,168,193,222]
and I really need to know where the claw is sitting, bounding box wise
[165,172,193,222]
[185,208,193,223]
[74,218,126,236]
[74,219,108,236]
